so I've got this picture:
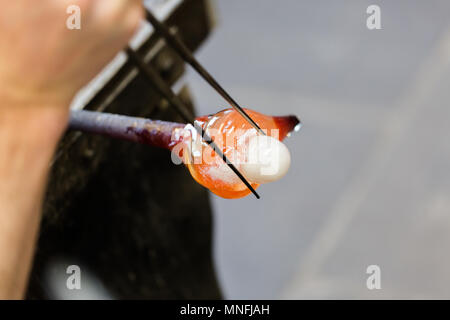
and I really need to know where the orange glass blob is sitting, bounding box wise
[175,108,300,199]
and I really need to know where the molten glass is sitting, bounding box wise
[173,108,300,199]
[69,109,299,199]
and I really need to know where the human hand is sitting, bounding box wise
[0,0,143,299]
[0,0,143,109]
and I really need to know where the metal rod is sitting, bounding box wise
[125,47,260,199]
[145,9,266,136]
[69,109,184,149]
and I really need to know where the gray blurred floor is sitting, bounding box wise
[186,0,450,299]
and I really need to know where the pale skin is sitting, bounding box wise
[0,0,143,299]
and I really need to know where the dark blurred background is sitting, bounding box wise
[186,0,450,299]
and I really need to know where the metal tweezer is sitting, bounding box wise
[125,9,262,199]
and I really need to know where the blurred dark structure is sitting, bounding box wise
[26,0,222,299]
